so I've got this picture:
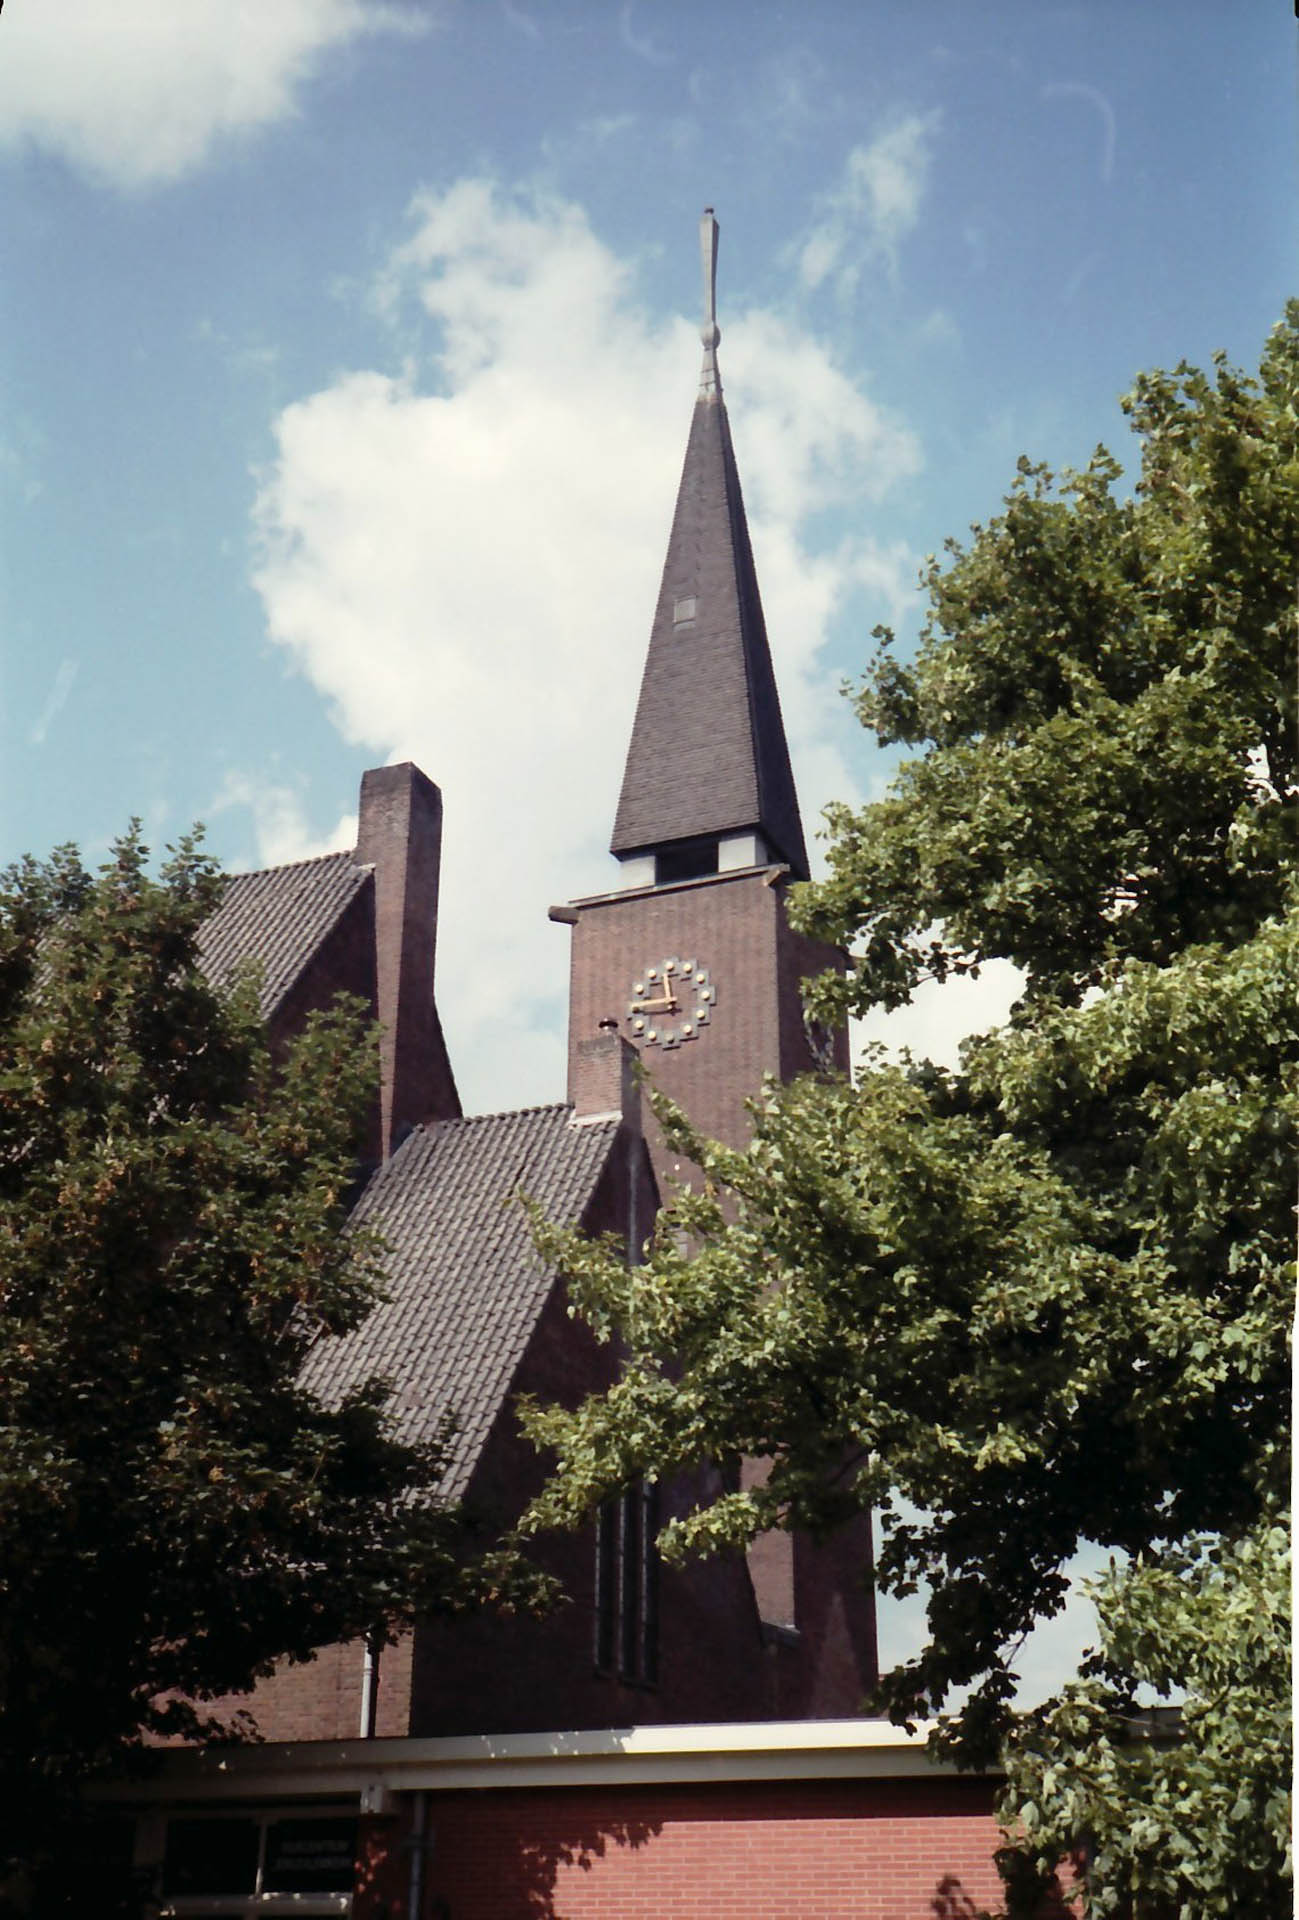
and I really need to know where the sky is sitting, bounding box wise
[0,1,1293,1693]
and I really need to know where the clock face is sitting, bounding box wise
[627,957,717,1049]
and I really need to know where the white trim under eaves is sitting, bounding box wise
[91,1719,1001,1807]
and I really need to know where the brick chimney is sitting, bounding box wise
[571,1020,653,1272]
[356,763,460,1157]
[571,1019,641,1129]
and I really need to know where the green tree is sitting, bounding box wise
[998,1518,1290,1918]
[0,832,505,1888]
[524,311,1297,1914]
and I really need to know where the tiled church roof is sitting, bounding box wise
[299,1105,622,1500]
[198,850,372,1018]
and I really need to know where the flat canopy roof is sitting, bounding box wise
[93,1719,1001,1806]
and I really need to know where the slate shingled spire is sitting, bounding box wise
[610,209,810,881]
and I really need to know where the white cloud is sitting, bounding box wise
[29,658,79,748]
[799,112,942,297]
[618,2,674,68]
[919,307,961,350]
[0,0,426,189]
[856,957,1026,1074]
[1042,81,1117,185]
[209,772,356,871]
[250,182,922,1114]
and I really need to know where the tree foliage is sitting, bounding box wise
[0,832,504,1868]
[998,1517,1290,1919]
[801,316,1294,1020]
[525,311,1297,1914]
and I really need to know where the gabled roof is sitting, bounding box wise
[198,851,372,1019]
[610,373,809,879]
[298,1105,622,1501]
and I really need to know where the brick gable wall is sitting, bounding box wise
[407,1135,775,1736]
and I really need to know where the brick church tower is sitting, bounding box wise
[556,212,874,1710]
[560,208,849,1177]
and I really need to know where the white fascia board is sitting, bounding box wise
[91,1720,1000,1806]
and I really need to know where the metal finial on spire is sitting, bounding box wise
[699,206,721,397]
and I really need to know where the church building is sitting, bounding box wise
[88,213,1008,1920]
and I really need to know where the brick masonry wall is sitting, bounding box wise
[567,867,849,1188]
[355,761,460,1154]
[776,913,851,1081]
[186,1628,415,1744]
[408,1134,776,1735]
[565,867,874,1721]
[268,879,378,1048]
[372,1776,1008,1920]
[264,875,390,1169]
[567,869,786,1175]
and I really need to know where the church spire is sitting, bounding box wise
[611,210,809,882]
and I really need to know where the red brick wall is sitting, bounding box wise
[407,1135,776,1735]
[776,912,851,1081]
[241,1638,365,1744]
[265,876,385,1166]
[355,761,460,1155]
[267,879,378,1047]
[355,1811,410,1918]
[401,1777,1006,1920]
[567,869,788,1174]
[182,1629,415,1745]
[566,867,849,1206]
[565,869,873,1721]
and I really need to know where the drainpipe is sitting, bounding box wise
[408,1791,429,1920]
[359,1631,380,1739]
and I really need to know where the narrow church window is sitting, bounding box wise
[593,1482,660,1685]
[673,595,697,626]
[640,1480,661,1685]
[594,1496,617,1673]
[619,1486,642,1678]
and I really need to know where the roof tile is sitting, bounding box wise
[611,390,809,878]
[198,852,371,1017]
[299,1105,620,1500]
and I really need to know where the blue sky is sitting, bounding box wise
[0,0,1291,1702]
[1,2,1291,1110]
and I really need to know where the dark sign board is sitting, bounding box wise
[263,1818,358,1894]
[162,1819,259,1896]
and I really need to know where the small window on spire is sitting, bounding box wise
[672,596,697,627]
